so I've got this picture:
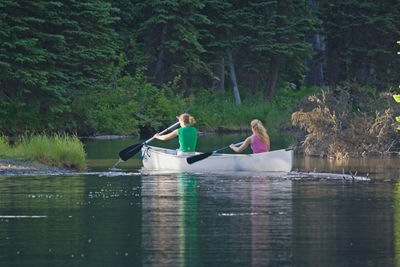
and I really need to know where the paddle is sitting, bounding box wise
[186,141,244,164]
[119,121,180,161]
[119,106,191,161]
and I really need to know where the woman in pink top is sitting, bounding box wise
[229,119,270,153]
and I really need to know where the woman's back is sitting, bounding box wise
[178,125,197,152]
[251,134,269,153]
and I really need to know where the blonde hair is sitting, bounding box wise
[251,119,270,148]
[178,113,196,126]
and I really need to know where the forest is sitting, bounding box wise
[1,0,400,145]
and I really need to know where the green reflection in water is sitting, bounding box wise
[178,173,198,267]
[0,175,86,264]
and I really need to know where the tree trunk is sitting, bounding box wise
[154,24,167,86]
[182,70,192,97]
[305,0,325,87]
[357,51,376,84]
[213,57,225,91]
[305,33,325,87]
[227,51,241,105]
[265,55,280,100]
[326,49,340,85]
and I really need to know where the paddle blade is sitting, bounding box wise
[393,95,400,103]
[186,152,213,164]
[119,143,143,161]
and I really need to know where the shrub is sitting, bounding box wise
[291,82,399,158]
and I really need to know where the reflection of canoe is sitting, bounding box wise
[140,145,293,173]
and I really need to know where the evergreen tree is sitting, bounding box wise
[130,0,211,94]
[0,0,119,135]
[202,0,233,91]
[204,0,317,100]
[246,0,317,98]
[107,0,148,76]
[60,0,119,134]
[318,0,400,87]
[0,0,69,134]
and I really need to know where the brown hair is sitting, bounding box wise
[251,119,270,148]
[178,113,196,126]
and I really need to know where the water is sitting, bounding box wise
[0,134,400,266]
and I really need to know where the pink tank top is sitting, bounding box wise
[251,134,269,153]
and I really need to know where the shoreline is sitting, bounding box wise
[0,131,248,176]
[81,129,252,140]
[0,159,75,176]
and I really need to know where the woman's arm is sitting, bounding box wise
[154,129,179,141]
[230,136,252,153]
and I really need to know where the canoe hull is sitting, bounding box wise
[140,146,293,173]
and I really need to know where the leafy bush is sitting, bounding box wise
[191,85,318,136]
[127,71,189,130]
[72,68,189,136]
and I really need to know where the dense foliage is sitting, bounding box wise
[318,1,400,87]
[1,0,399,136]
[0,0,118,135]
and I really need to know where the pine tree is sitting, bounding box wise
[0,0,119,135]
[318,0,400,88]
[59,0,119,134]
[128,0,211,94]
[245,0,316,98]
[0,1,69,134]
[204,0,317,100]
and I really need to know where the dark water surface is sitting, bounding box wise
[1,135,400,266]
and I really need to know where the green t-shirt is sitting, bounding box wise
[178,126,198,152]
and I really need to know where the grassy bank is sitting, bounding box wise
[190,86,319,136]
[0,135,86,171]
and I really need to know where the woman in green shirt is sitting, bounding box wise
[154,113,198,155]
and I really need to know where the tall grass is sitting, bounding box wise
[191,85,319,136]
[0,135,86,171]
[0,136,11,157]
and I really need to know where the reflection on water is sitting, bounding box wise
[178,174,198,267]
[141,173,199,266]
[0,174,143,266]
[0,171,398,266]
[296,155,400,179]
[250,177,292,266]
[140,174,294,266]
[292,180,395,267]
[0,137,400,266]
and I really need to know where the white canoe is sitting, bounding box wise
[140,145,293,173]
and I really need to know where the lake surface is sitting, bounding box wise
[1,134,400,266]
